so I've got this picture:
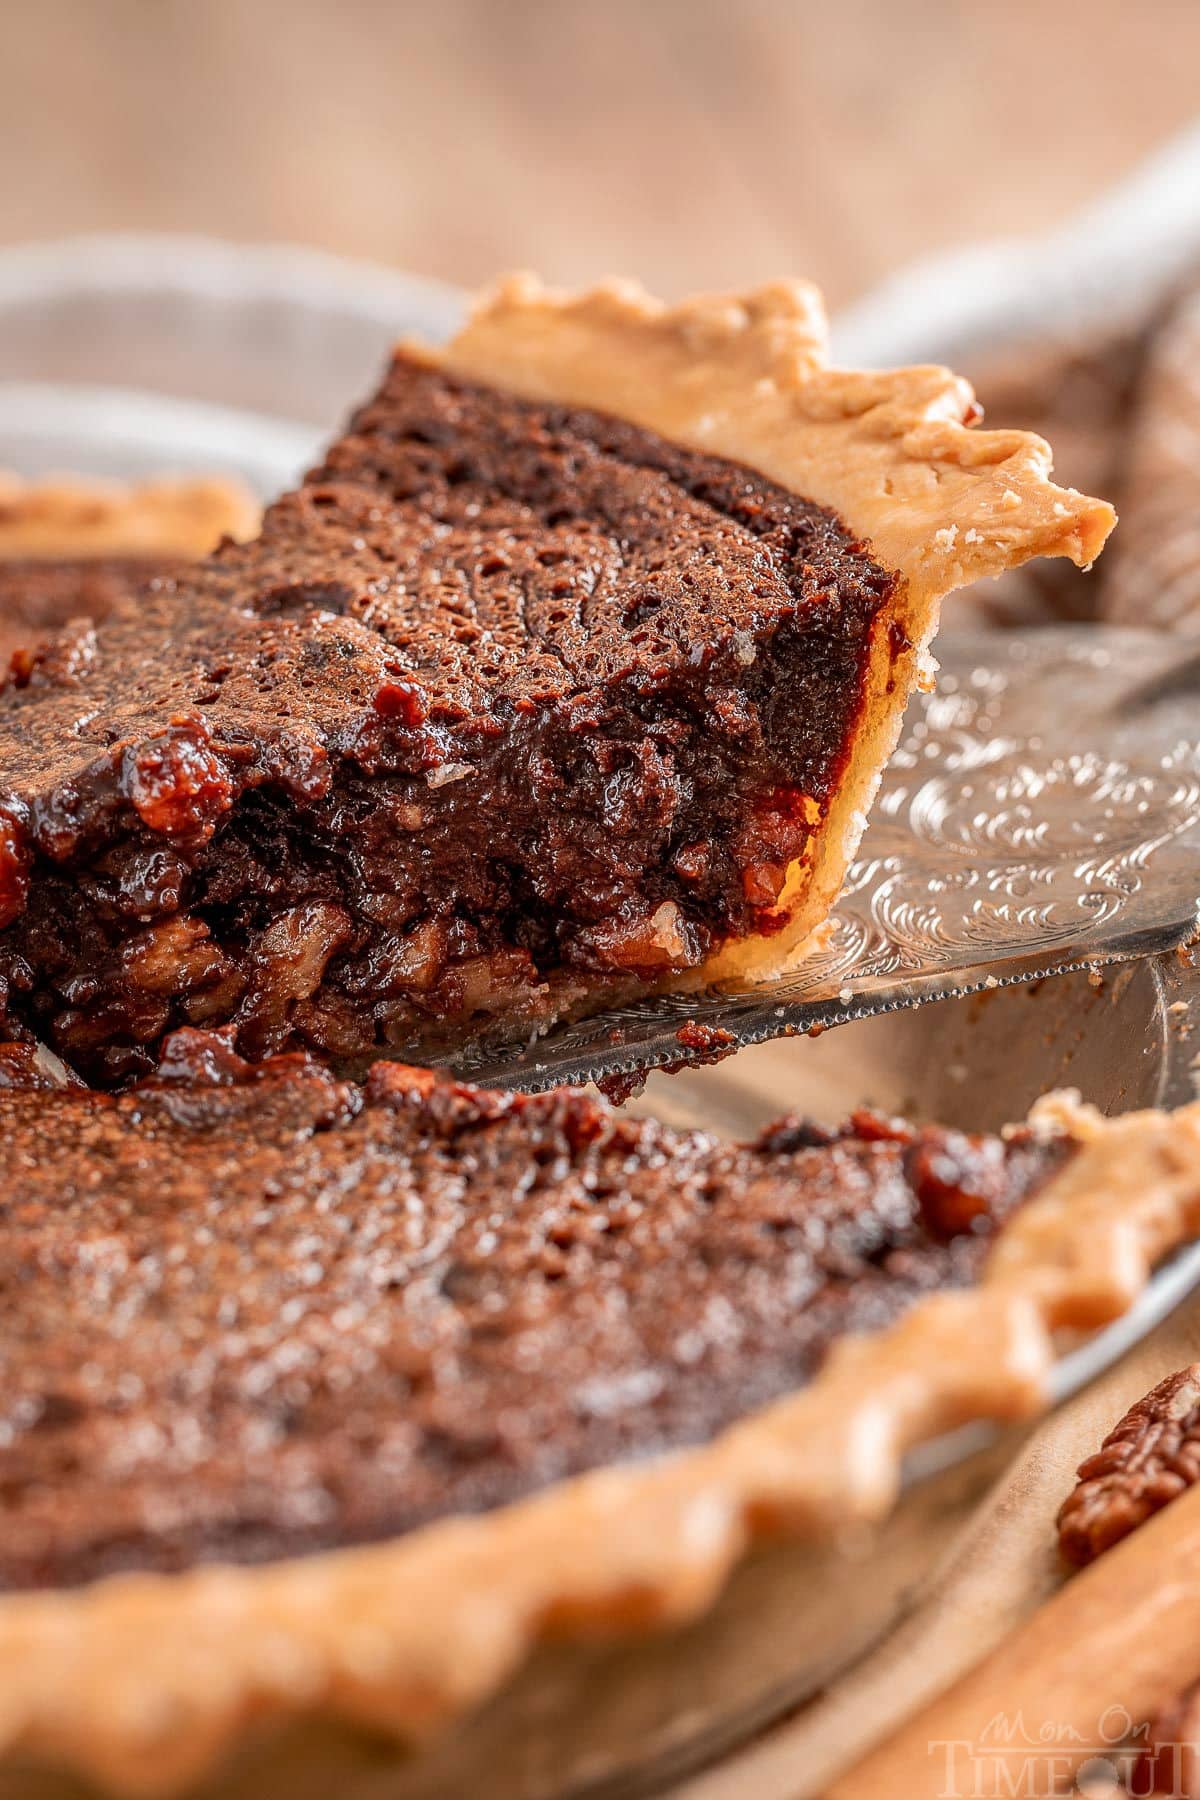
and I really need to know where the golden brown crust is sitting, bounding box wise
[439,276,1117,988]
[445,276,1114,590]
[0,1092,1196,1797]
[0,473,260,560]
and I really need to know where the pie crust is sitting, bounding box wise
[0,1091,1196,1797]
[442,277,1117,985]
[0,473,259,561]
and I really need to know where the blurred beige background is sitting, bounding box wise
[2,0,1199,308]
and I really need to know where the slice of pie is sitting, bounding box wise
[0,1038,1195,1794]
[0,280,1115,1083]
[0,472,259,667]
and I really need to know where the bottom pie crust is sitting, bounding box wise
[1,1092,1198,1796]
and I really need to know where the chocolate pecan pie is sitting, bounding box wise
[0,1049,1197,1796]
[0,281,1114,1083]
[0,472,258,668]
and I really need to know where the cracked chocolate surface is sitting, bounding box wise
[0,1031,1068,1591]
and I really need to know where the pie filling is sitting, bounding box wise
[0,1028,1071,1592]
[0,556,184,671]
[0,357,900,1085]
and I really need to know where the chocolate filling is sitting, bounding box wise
[0,556,182,671]
[0,1031,1069,1592]
[0,358,901,1084]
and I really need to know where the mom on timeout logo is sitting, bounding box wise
[928,1705,1195,1797]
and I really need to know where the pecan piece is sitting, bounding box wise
[1057,1365,1200,1567]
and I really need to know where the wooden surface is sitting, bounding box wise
[1,0,1198,308]
[826,1480,1200,1799]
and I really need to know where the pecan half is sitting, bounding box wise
[1057,1365,1200,1567]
